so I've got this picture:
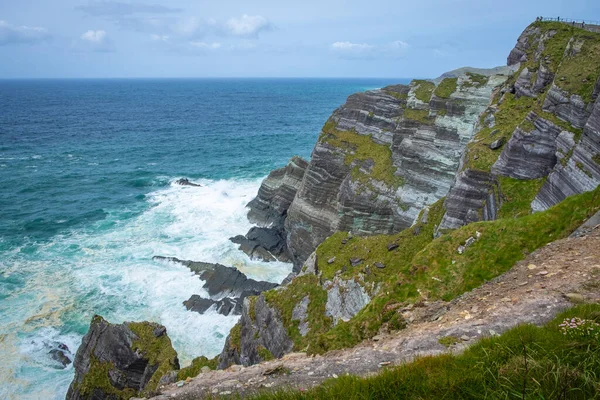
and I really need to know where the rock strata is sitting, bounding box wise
[66,316,179,400]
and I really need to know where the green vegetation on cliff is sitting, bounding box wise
[412,80,435,103]
[320,120,404,189]
[531,21,600,103]
[261,186,600,354]
[177,356,218,380]
[433,78,458,99]
[128,322,180,397]
[250,304,600,400]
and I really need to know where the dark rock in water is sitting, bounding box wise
[489,138,505,150]
[49,348,71,368]
[374,262,386,269]
[66,315,179,400]
[230,227,290,263]
[184,295,241,316]
[175,178,202,187]
[387,243,399,251]
[280,272,296,286]
[154,256,278,299]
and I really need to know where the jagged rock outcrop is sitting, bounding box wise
[230,226,290,263]
[153,257,278,316]
[66,316,179,400]
[246,156,308,228]
[491,112,562,179]
[218,295,293,369]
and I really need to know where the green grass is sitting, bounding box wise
[403,108,433,125]
[411,186,600,302]
[434,78,458,99]
[177,356,218,380]
[384,90,408,101]
[320,120,404,189]
[465,93,535,172]
[412,80,435,103]
[463,72,489,88]
[593,154,600,165]
[438,335,460,348]
[247,304,600,400]
[497,176,545,219]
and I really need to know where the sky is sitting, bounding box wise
[0,0,598,78]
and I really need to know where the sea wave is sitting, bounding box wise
[0,177,291,399]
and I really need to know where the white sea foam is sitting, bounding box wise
[0,177,291,399]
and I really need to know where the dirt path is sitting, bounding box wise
[150,227,600,400]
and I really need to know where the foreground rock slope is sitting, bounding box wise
[153,225,600,399]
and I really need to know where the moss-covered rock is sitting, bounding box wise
[66,316,179,400]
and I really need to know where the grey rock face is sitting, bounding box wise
[291,295,310,337]
[324,277,371,325]
[543,85,590,129]
[246,156,308,229]
[507,25,540,65]
[66,316,179,400]
[438,170,500,231]
[492,113,561,179]
[218,296,293,369]
[284,73,508,269]
[532,96,600,211]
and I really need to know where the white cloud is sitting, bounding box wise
[78,30,115,52]
[0,20,50,46]
[331,41,374,51]
[189,41,221,50]
[331,40,409,59]
[224,15,271,37]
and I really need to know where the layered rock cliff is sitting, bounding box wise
[246,69,513,271]
[218,20,600,371]
[439,21,600,231]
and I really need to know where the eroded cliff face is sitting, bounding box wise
[439,21,600,231]
[276,71,510,269]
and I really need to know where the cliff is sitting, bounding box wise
[440,21,600,231]
[218,20,600,369]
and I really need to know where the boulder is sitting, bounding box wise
[66,316,179,400]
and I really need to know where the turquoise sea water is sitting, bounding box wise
[0,78,408,399]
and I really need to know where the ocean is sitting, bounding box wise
[0,77,408,399]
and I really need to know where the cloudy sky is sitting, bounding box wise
[0,0,598,78]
